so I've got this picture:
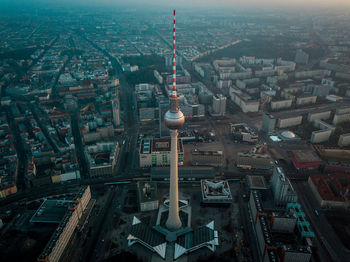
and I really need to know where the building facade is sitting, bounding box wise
[271,167,298,206]
[212,94,226,116]
[191,150,223,167]
[261,113,276,133]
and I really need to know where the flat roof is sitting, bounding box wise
[270,100,350,119]
[201,180,232,200]
[140,137,184,154]
[270,136,282,142]
[230,123,257,135]
[30,200,71,223]
[292,150,321,163]
[129,222,165,247]
[192,150,223,156]
[237,152,272,159]
[137,182,158,203]
[247,175,268,190]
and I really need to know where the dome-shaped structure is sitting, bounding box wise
[281,130,296,139]
[164,110,185,130]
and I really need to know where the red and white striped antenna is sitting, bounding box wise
[171,9,177,98]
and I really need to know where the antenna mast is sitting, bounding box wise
[172,10,177,98]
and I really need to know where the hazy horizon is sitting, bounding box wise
[1,0,350,12]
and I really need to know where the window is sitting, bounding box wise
[162,154,167,164]
[152,155,157,165]
[179,154,184,165]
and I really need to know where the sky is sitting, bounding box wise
[1,0,350,11]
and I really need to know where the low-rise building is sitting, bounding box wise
[270,99,292,110]
[137,182,159,212]
[85,142,119,177]
[308,174,350,209]
[140,138,184,168]
[310,129,332,144]
[291,150,322,172]
[333,111,350,125]
[277,116,303,129]
[282,245,312,262]
[201,180,232,205]
[338,133,350,147]
[270,212,297,233]
[191,150,223,167]
[247,175,268,190]
[296,96,317,106]
[307,111,331,122]
[229,87,259,113]
[231,123,258,144]
[236,152,273,171]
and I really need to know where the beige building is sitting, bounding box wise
[37,186,91,262]
[311,129,332,143]
[296,96,317,106]
[85,142,119,177]
[83,124,114,143]
[270,99,292,110]
[333,111,350,125]
[338,133,350,147]
[307,111,331,122]
[229,87,259,113]
[277,116,303,129]
[0,183,17,199]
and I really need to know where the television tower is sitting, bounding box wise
[165,10,185,231]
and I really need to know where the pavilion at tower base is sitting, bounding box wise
[127,214,218,260]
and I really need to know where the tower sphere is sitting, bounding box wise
[164,110,185,130]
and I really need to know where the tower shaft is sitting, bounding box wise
[166,129,182,230]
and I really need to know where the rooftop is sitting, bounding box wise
[247,175,268,190]
[140,137,184,154]
[237,152,272,159]
[128,218,218,260]
[281,130,296,139]
[30,200,71,223]
[292,150,321,163]
[230,122,257,136]
[309,174,350,202]
[137,182,158,203]
[192,150,223,156]
[201,180,232,200]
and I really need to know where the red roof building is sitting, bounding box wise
[292,150,322,171]
[308,174,350,209]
